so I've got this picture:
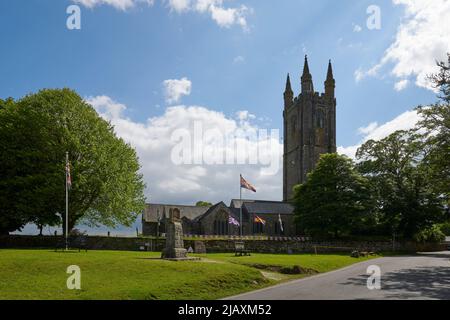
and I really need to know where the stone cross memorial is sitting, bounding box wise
[161,208,187,259]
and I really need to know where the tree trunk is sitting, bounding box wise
[62,216,77,237]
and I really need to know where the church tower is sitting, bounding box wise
[283,56,337,201]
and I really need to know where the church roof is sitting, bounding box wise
[193,201,240,222]
[230,199,295,215]
[143,203,211,222]
[144,199,294,223]
[230,199,258,209]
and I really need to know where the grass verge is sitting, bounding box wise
[0,249,379,300]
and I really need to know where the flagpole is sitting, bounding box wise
[65,151,69,251]
[239,175,242,238]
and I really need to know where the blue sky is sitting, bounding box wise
[0,0,437,142]
[2,0,449,234]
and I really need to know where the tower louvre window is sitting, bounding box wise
[291,116,297,136]
[316,110,325,128]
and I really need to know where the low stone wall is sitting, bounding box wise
[187,239,446,254]
[0,235,446,253]
[0,235,150,251]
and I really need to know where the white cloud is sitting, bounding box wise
[85,97,423,203]
[86,96,282,204]
[355,0,450,91]
[73,0,154,10]
[354,64,381,83]
[86,95,127,119]
[394,79,409,91]
[357,122,378,136]
[163,77,192,104]
[338,110,422,159]
[208,4,249,29]
[167,0,191,13]
[337,145,360,160]
[354,68,364,83]
[192,0,251,29]
[195,0,220,12]
[235,110,255,121]
[74,0,251,29]
[353,23,362,32]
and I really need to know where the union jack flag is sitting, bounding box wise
[228,216,240,226]
[240,175,256,192]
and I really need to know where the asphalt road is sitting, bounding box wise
[226,252,450,300]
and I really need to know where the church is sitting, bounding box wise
[142,56,336,237]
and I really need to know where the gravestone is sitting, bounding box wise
[194,241,207,254]
[161,208,187,259]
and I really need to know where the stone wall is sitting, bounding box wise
[186,239,446,254]
[0,235,155,251]
[0,235,446,253]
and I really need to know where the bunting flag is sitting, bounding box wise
[278,214,284,232]
[240,175,256,192]
[228,216,240,226]
[254,215,266,225]
[66,158,72,190]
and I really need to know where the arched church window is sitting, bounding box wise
[275,221,285,236]
[214,218,229,235]
[253,221,264,234]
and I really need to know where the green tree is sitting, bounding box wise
[416,54,450,201]
[293,153,373,239]
[196,201,212,207]
[0,89,145,234]
[356,131,445,238]
[0,98,31,234]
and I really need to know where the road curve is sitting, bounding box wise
[225,252,450,300]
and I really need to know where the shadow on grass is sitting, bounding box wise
[135,257,162,260]
[51,250,85,254]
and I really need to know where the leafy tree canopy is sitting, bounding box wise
[196,201,212,207]
[415,54,450,200]
[0,89,145,234]
[356,130,446,238]
[293,153,373,239]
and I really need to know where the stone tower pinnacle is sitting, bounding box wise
[284,73,294,108]
[325,59,335,99]
[301,55,314,93]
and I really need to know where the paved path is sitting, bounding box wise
[226,252,450,300]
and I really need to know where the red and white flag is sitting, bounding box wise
[66,159,72,190]
[240,175,256,192]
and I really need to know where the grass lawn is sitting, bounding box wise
[199,253,376,273]
[0,249,378,300]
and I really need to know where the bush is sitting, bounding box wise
[69,229,87,237]
[413,225,445,243]
[439,222,450,236]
